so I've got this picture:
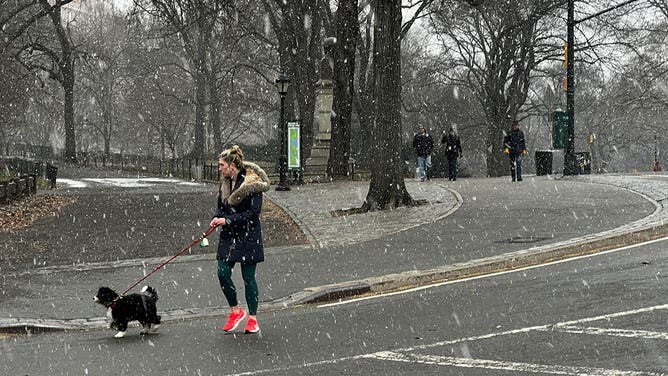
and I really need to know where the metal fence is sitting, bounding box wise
[1,142,373,184]
[1,142,222,182]
[0,174,38,204]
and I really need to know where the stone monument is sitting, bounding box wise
[305,37,336,176]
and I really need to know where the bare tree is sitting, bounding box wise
[133,0,234,161]
[206,2,276,153]
[77,11,131,157]
[0,53,37,147]
[430,0,563,176]
[362,0,414,210]
[2,0,81,162]
[649,0,668,18]
[121,19,194,160]
[328,0,358,176]
[261,0,326,159]
[352,2,375,167]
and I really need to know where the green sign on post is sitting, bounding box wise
[552,109,568,149]
[287,121,300,170]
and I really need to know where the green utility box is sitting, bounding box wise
[552,109,568,149]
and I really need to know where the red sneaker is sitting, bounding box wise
[222,308,247,332]
[244,317,259,334]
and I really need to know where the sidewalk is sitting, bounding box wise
[1,173,666,332]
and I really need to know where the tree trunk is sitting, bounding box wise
[208,74,222,153]
[192,26,208,162]
[353,11,374,167]
[328,0,357,176]
[43,0,77,162]
[363,0,413,211]
[62,54,76,162]
[485,114,507,177]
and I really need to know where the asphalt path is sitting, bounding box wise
[2,236,666,375]
[267,177,657,297]
[0,171,217,270]
[0,175,656,323]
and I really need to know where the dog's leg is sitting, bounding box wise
[114,331,127,338]
[114,320,129,338]
[149,312,161,332]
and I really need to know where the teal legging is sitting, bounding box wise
[217,260,258,315]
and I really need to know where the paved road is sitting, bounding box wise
[2,235,665,375]
[0,170,666,333]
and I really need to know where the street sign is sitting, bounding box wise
[287,121,300,170]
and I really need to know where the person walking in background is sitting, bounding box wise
[441,127,463,181]
[210,145,270,334]
[503,120,527,182]
[413,126,434,182]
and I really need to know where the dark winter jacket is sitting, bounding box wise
[215,162,270,264]
[503,129,526,155]
[441,133,462,159]
[413,132,434,157]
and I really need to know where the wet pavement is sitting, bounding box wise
[0,168,666,332]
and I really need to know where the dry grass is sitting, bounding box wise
[0,195,76,231]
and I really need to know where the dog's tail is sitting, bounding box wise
[141,285,159,302]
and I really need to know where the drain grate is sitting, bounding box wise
[495,236,551,244]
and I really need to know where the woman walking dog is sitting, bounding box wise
[210,145,270,333]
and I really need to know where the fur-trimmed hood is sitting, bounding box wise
[220,161,270,206]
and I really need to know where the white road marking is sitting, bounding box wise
[549,326,668,340]
[396,304,668,353]
[553,303,668,327]
[317,235,668,308]
[224,304,668,376]
[367,351,665,376]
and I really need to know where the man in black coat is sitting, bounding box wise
[503,121,527,182]
[441,128,462,181]
[413,126,434,181]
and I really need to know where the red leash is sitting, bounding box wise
[121,226,217,296]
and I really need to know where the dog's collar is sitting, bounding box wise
[106,296,121,309]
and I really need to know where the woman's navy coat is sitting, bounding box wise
[214,162,270,264]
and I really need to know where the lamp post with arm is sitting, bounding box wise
[275,74,291,191]
[564,0,642,175]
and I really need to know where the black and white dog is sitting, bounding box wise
[94,285,161,338]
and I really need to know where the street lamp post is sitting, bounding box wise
[564,0,642,175]
[564,0,577,175]
[275,73,290,191]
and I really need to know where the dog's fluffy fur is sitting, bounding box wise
[94,285,161,338]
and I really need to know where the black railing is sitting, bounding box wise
[0,174,39,204]
[1,142,377,183]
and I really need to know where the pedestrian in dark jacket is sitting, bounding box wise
[441,128,463,181]
[210,145,270,334]
[413,126,434,181]
[503,121,527,182]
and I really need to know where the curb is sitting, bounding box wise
[280,222,668,307]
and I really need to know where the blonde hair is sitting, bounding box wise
[219,145,244,169]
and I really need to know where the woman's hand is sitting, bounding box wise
[210,218,227,227]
